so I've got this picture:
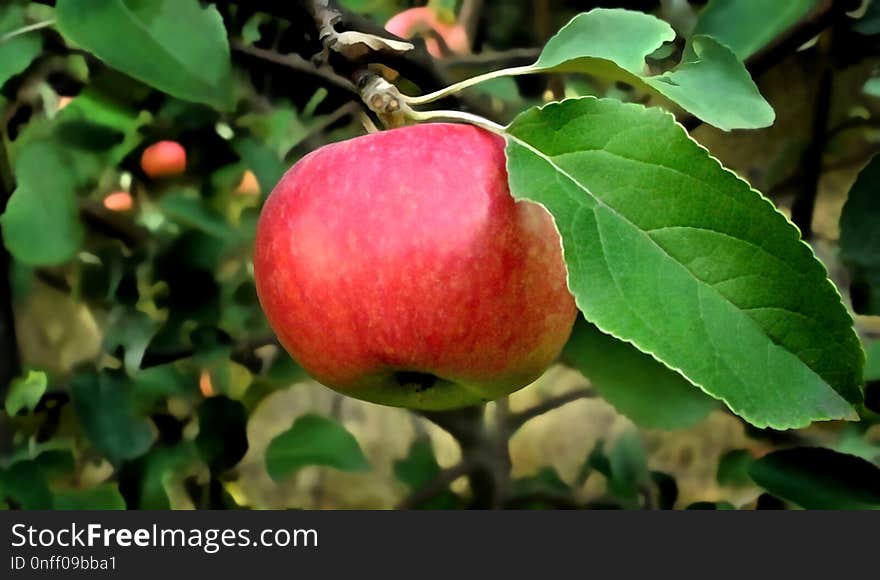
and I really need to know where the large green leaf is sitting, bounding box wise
[71,370,155,463]
[692,0,819,60]
[265,414,369,481]
[0,3,43,89]
[839,156,880,316]
[505,97,863,429]
[529,9,773,130]
[563,318,716,429]
[55,0,233,109]
[0,142,84,265]
[749,447,880,510]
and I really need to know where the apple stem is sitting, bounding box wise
[401,65,533,106]
[408,109,506,135]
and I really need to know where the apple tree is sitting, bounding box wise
[0,0,879,510]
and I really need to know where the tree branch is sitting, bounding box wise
[508,387,595,432]
[396,461,472,509]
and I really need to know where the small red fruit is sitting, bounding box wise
[385,7,469,58]
[102,191,134,212]
[140,140,187,178]
[254,123,577,410]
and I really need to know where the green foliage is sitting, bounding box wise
[531,9,773,130]
[265,414,370,481]
[71,370,155,464]
[1,142,83,265]
[563,318,716,429]
[749,448,880,510]
[53,484,126,510]
[394,438,462,509]
[839,155,880,315]
[506,97,863,429]
[692,0,819,60]
[195,396,248,472]
[4,369,47,416]
[55,0,233,109]
[0,3,43,89]
[716,449,754,488]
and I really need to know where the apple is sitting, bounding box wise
[385,7,469,59]
[140,140,187,178]
[102,191,133,212]
[254,123,576,410]
[235,169,261,196]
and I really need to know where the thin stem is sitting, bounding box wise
[403,65,532,106]
[0,19,55,44]
[396,462,473,509]
[408,108,506,135]
[508,387,596,432]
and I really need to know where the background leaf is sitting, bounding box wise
[55,0,233,109]
[692,0,819,60]
[195,396,249,472]
[506,97,863,428]
[0,3,43,89]
[53,484,126,510]
[4,369,47,415]
[749,447,880,509]
[529,9,774,130]
[563,317,717,429]
[265,414,369,481]
[839,155,880,315]
[71,370,155,463]
[1,142,83,265]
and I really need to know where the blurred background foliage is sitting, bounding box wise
[0,0,879,510]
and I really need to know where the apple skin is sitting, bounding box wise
[254,123,577,410]
[140,140,187,178]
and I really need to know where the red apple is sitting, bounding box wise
[140,140,187,178]
[254,123,577,410]
[385,7,469,58]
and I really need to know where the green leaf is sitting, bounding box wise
[608,427,649,500]
[529,9,773,130]
[71,370,155,463]
[195,396,248,472]
[749,447,880,510]
[103,309,157,375]
[716,449,754,487]
[394,438,442,489]
[55,0,233,110]
[692,0,819,60]
[866,339,880,382]
[4,369,47,415]
[0,4,43,89]
[160,191,239,240]
[563,318,716,429]
[0,461,52,509]
[54,484,126,510]
[1,142,83,265]
[394,438,461,509]
[840,155,880,316]
[265,414,369,481]
[505,97,863,429]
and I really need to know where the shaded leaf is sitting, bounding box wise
[195,396,248,472]
[71,370,155,463]
[54,484,126,510]
[563,317,716,429]
[717,449,754,487]
[0,461,52,509]
[840,155,880,315]
[265,414,369,481]
[749,447,880,510]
